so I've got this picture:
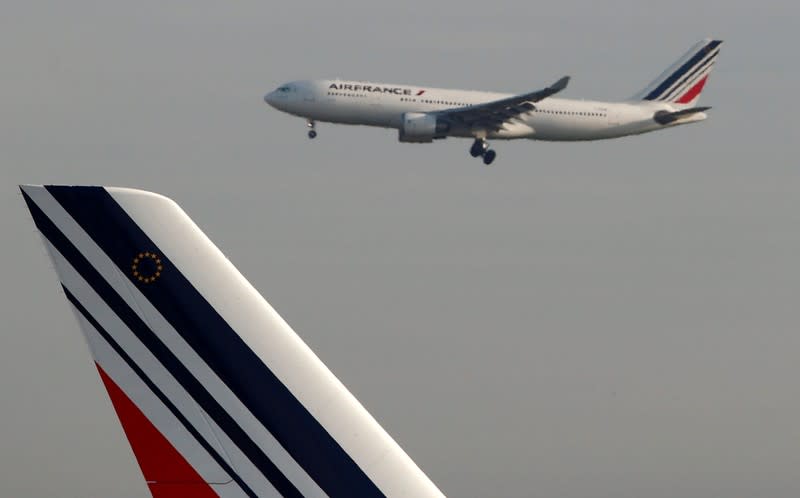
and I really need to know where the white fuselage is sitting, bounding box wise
[265,79,707,142]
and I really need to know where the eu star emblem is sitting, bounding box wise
[131,251,164,284]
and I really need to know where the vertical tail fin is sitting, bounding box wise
[633,39,723,106]
[21,185,444,498]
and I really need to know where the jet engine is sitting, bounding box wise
[398,112,450,143]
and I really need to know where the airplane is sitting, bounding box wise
[264,39,722,165]
[21,185,445,498]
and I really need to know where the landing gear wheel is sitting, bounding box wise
[482,149,497,165]
[306,119,316,139]
[470,139,488,158]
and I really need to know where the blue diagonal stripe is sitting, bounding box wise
[644,40,722,100]
[21,188,303,498]
[661,48,719,102]
[43,186,385,498]
[63,285,258,498]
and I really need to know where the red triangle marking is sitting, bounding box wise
[676,75,709,104]
[96,364,220,498]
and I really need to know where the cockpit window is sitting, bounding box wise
[277,85,291,92]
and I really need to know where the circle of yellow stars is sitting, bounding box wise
[131,251,163,284]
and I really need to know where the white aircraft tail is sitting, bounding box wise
[632,38,723,106]
[21,185,445,498]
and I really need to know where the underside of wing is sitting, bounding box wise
[436,76,570,132]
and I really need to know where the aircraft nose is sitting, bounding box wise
[264,87,290,110]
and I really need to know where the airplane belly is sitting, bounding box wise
[528,119,593,141]
[529,113,626,141]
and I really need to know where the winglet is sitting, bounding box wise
[551,75,570,92]
[532,75,570,103]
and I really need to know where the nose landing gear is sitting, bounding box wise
[307,120,317,139]
[469,138,496,165]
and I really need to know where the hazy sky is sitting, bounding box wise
[2,1,799,497]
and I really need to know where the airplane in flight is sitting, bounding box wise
[21,184,444,497]
[265,39,722,165]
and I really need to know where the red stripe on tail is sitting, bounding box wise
[96,364,220,498]
[676,75,709,104]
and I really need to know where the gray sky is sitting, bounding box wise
[2,1,799,496]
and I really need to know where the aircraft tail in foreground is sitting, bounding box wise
[633,38,723,106]
[21,185,444,498]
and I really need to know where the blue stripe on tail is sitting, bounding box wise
[42,186,385,498]
[63,286,260,498]
[21,188,298,498]
[644,40,722,101]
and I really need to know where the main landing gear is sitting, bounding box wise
[469,138,496,165]
[307,119,317,139]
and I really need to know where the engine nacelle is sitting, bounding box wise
[398,112,450,143]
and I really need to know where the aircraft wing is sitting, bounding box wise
[434,76,570,132]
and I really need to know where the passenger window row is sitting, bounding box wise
[537,109,606,117]
[328,92,606,117]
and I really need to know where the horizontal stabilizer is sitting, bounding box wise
[653,106,711,125]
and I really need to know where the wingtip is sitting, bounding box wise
[554,75,570,90]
